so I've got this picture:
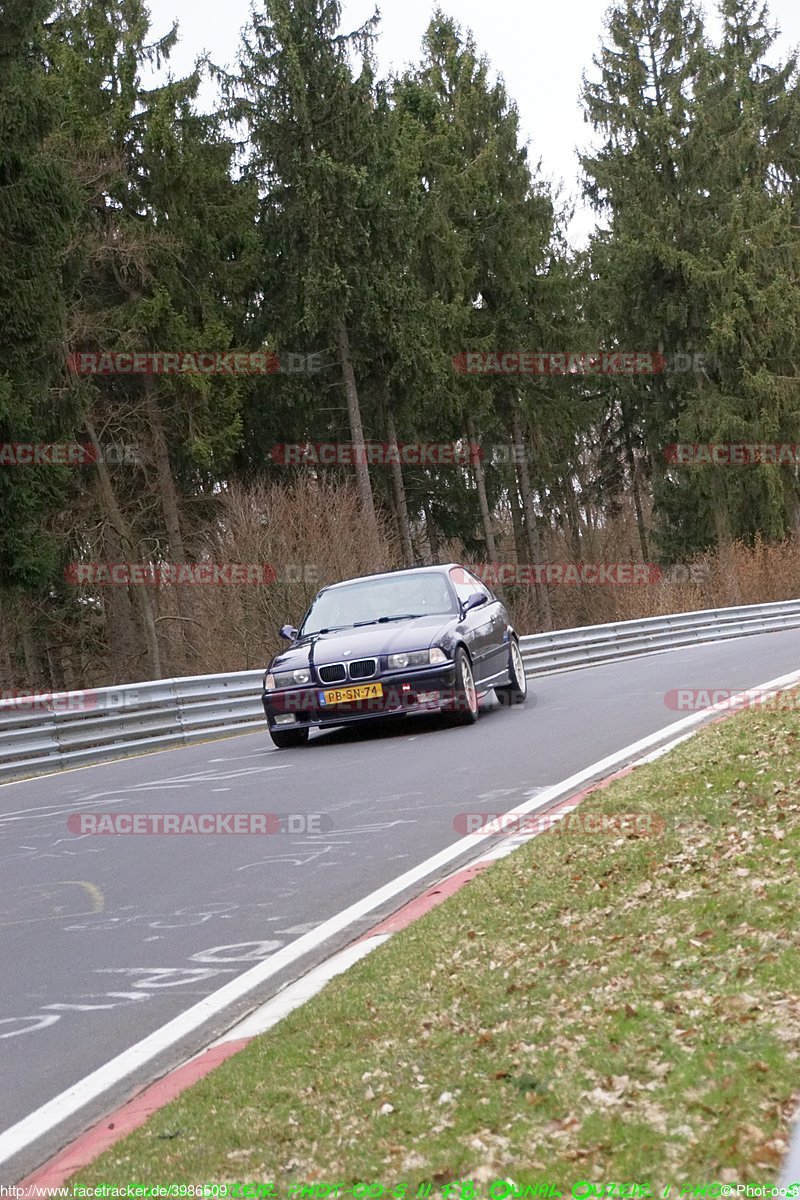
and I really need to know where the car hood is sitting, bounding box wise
[269,615,453,673]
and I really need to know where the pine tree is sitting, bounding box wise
[666,0,800,550]
[45,0,258,676]
[397,12,571,619]
[582,0,800,558]
[582,0,713,560]
[226,0,383,533]
[0,0,79,590]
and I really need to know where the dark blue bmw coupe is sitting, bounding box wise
[261,563,527,748]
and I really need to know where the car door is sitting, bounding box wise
[467,573,509,684]
[482,588,512,682]
[448,567,498,685]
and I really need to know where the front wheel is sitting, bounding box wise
[495,637,527,707]
[269,725,310,749]
[446,647,479,726]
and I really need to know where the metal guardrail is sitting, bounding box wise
[519,597,800,675]
[3,597,800,782]
[0,672,266,783]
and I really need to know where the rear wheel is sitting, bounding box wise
[269,725,310,749]
[447,647,479,725]
[496,637,527,707]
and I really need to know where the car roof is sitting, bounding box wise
[320,563,463,593]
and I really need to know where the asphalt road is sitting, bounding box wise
[2,628,800,1178]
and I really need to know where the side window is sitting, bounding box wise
[469,573,493,601]
[449,567,491,605]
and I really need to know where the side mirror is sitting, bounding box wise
[462,592,488,614]
[279,624,299,641]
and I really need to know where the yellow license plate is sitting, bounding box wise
[320,683,384,705]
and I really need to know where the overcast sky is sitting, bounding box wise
[143,0,800,246]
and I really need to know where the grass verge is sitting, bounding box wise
[69,704,800,1189]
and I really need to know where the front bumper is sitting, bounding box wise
[261,662,459,730]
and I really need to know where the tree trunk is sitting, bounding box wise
[336,319,378,531]
[713,480,731,547]
[86,418,163,679]
[510,406,552,630]
[19,607,45,688]
[713,485,741,605]
[0,591,15,685]
[99,518,141,681]
[142,376,201,672]
[386,406,414,566]
[466,414,498,561]
[508,475,529,565]
[45,644,62,693]
[58,646,78,692]
[423,497,440,561]
[564,478,583,562]
[622,420,649,561]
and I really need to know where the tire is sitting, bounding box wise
[495,637,528,707]
[447,646,479,726]
[269,725,310,749]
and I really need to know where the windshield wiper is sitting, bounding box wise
[309,614,426,634]
[352,613,424,627]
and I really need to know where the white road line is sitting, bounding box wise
[206,755,268,762]
[3,664,800,1172]
[0,767,289,822]
[205,936,390,1047]
[634,733,696,763]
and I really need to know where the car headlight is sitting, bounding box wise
[387,647,448,670]
[265,668,311,690]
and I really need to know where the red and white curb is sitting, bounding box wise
[12,666,800,1193]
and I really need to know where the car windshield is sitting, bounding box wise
[300,572,457,636]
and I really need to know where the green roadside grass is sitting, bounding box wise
[70,704,800,1190]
